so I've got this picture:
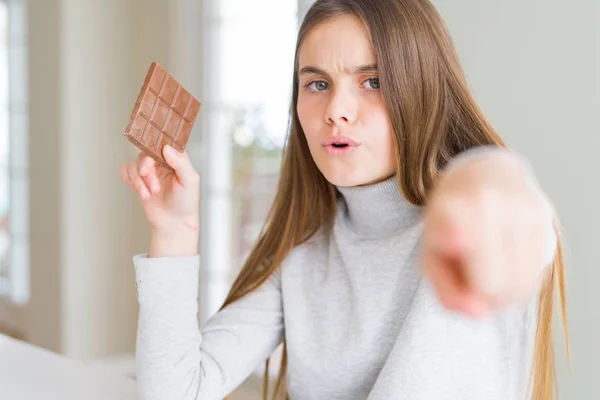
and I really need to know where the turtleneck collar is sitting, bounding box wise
[335,175,422,237]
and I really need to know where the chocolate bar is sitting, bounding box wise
[124,62,201,169]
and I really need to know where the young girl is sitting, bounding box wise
[120,0,568,399]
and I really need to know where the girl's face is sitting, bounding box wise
[297,15,396,187]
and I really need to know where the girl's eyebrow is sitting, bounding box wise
[353,64,378,74]
[298,66,328,76]
[298,64,378,76]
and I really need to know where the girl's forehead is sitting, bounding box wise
[298,15,377,70]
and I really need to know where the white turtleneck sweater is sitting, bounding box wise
[133,160,552,400]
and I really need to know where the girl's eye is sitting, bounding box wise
[307,81,330,92]
[363,78,380,90]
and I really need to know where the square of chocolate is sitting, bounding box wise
[123,62,201,170]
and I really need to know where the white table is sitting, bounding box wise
[0,334,138,399]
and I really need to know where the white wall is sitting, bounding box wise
[23,0,62,352]
[10,0,191,360]
[59,0,141,359]
[433,1,599,398]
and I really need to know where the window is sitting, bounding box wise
[0,0,29,304]
[222,0,298,270]
[198,0,299,322]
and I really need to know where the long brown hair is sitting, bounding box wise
[220,1,570,399]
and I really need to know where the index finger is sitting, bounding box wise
[137,152,156,176]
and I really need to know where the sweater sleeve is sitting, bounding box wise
[133,253,284,400]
